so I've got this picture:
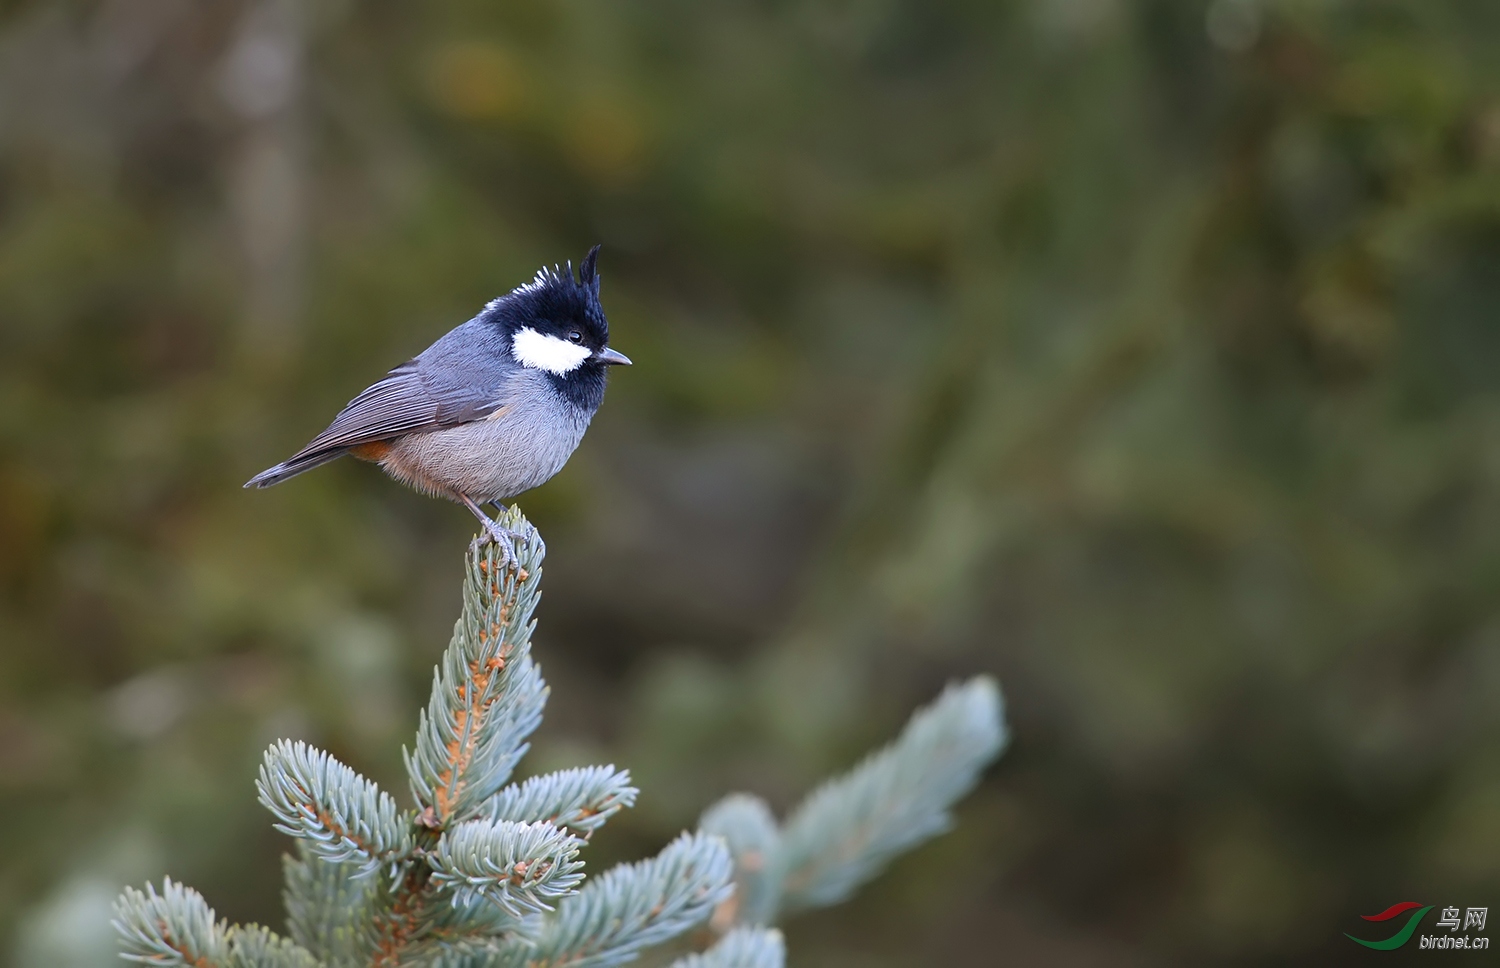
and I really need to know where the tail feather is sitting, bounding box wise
[244,448,348,488]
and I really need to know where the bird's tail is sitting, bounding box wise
[243,448,347,488]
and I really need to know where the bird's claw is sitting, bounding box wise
[460,496,533,571]
[471,521,524,570]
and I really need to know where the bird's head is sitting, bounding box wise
[486,245,631,381]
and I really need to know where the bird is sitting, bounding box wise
[245,245,630,564]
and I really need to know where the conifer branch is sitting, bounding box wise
[525,831,734,968]
[406,894,542,958]
[774,677,1005,914]
[223,924,322,968]
[114,878,229,967]
[406,939,523,968]
[116,514,1007,968]
[697,795,780,929]
[406,518,550,827]
[667,927,785,968]
[257,739,413,876]
[429,819,586,915]
[479,766,638,839]
[282,844,381,967]
[369,863,435,968]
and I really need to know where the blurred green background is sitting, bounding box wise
[2,0,1499,965]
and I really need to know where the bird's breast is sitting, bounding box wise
[379,385,592,502]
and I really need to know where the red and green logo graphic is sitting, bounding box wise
[1347,902,1434,950]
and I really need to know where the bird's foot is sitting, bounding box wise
[459,494,532,572]
[470,518,526,570]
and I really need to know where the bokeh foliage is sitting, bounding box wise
[2,0,1499,965]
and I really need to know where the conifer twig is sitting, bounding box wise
[258,739,412,876]
[525,831,734,968]
[406,513,550,827]
[698,794,780,928]
[281,842,381,966]
[224,923,322,968]
[668,927,785,968]
[479,765,638,839]
[428,818,586,914]
[699,676,1006,927]
[775,677,1005,913]
[114,877,229,967]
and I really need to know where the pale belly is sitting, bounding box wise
[378,399,591,503]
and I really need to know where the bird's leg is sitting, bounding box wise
[459,493,524,568]
[491,500,539,551]
[489,498,543,552]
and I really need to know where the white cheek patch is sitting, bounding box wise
[512,327,591,375]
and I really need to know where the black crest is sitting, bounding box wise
[578,243,601,293]
[484,245,609,348]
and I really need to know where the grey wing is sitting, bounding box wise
[300,359,501,451]
[244,359,503,488]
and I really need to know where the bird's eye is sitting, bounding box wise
[567,330,584,344]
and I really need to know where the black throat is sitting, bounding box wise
[548,363,608,415]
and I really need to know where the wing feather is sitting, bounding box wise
[301,360,502,452]
[244,359,503,488]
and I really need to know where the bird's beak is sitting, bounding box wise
[594,347,632,366]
